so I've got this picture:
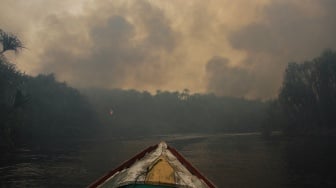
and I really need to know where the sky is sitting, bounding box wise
[1,0,336,99]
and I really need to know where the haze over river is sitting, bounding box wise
[1,133,335,187]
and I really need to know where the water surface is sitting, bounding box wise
[1,133,335,187]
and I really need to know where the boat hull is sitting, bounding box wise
[88,142,216,188]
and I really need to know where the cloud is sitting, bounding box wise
[25,0,178,90]
[206,56,253,97]
[222,0,336,98]
[1,0,336,99]
[229,0,336,58]
[130,1,176,51]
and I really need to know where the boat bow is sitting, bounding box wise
[88,142,216,188]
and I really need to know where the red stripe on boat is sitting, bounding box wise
[87,144,158,188]
[167,146,216,188]
[88,143,216,188]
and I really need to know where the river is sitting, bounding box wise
[1,133,336,187]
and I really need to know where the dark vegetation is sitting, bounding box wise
[0,30,97,148]
[263,50,336,137]
[83,88,265,136]
[1,29,336,150]
[0,29,267,149]
[0,62,98,148]
[262,50,336,187]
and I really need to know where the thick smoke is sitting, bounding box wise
[206,56,252,97]
[209,0,336,99]
[1,0,336,98]
[33,0,177,90]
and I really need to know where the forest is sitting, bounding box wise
[0,29,98,148]
[264,50,336,137]
[83,88,265,136]
[1,29,336,150]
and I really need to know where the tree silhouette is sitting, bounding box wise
[0,29,24,55]
[279,50,336,135]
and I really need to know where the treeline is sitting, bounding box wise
[0,63,98,147]
[83,89,266,136]
[0,30,98,147]
[4,28,335,147]
[265,50,336,136]
[1,29,267,149]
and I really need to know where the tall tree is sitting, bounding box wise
[0,29,24,147]
[279,50,336,135]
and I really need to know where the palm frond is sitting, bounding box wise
[0,29,24,54]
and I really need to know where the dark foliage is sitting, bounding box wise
[83,88,266,136]
[0,30,98,148]
[0,29,24,54]
[13,74,98,144]
[264,50,336,136]
[0,72,99,147]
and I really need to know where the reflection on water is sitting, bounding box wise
[1,133,336,187]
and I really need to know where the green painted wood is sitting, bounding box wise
[119,184,176,188]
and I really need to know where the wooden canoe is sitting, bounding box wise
[88,141,216,188]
